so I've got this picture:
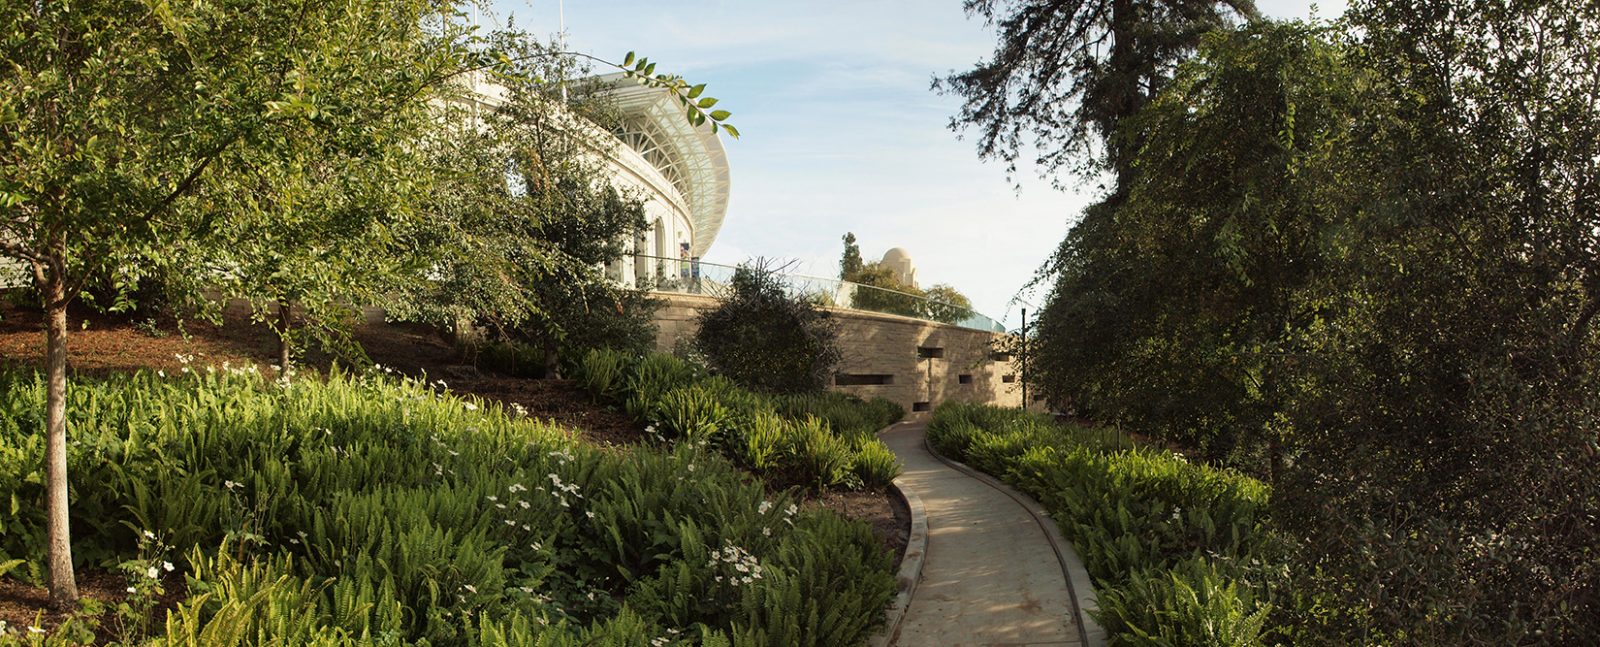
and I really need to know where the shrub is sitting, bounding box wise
[578,351,904,492]
[849,440,900,489]
[927,403,1276,644]
[734,410,787,472]
[652,386,730,445]
[0,368,896,644]
[693,264,840,394]
[573,348,628,400]
[784,417,856,490]
[1096,558,1271,647]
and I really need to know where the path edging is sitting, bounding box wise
[867,428,930,647]
[921,430,1108,647]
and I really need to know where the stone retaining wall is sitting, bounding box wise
[653,293,1024,412]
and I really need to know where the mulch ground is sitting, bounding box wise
[0,299,910,637]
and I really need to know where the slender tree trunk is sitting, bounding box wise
[543,341,561,380]
[41,255,77,608]
[276,299,292,379]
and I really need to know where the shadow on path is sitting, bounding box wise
[881,420,1083,647]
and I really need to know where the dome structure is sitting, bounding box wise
[880,247,918,289]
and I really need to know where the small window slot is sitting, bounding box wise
[835,373,895,386]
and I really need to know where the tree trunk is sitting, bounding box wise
[542,341,561,380]
[276,299,292,379]
[43,267,77,608]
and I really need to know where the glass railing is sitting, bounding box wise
[630,254,1007,333]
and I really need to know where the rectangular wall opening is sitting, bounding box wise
[835,373,895,386]
[917,346,945,359]
[911,401,932,412]
[958,374,973,384]
[1002,374,1017,383]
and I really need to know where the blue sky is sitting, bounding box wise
[488,0,1345,328]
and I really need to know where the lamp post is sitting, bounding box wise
[1020,307,1027,410]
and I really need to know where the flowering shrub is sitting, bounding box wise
[928,403,1279,646]
[0,368,895,645]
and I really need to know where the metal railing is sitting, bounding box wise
[628,254,1007,333]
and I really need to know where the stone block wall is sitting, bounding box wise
[652,293,1026,413]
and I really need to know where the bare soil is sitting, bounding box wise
[808,488,911,573]
[0,300,909,634]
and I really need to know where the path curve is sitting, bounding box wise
[880,419,1096,647]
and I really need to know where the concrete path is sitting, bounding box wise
[881,420,1084,647]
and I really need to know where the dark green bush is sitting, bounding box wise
[693,265,840,394]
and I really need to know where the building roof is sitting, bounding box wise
[600,74,732,257]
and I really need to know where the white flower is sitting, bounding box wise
[143,530,156,539]
[758,501,772,514]
[27,626,44,635]
[146,566,159,579]
[162,561,174,572]
[463,584,477,594]
[463,402,478,411]
[126,586,137,593]
[518,500,530,509]
[585,511,595,519]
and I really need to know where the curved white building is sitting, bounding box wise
[464,73,731,290]
[597,74,731,289]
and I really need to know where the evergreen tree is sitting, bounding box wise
[839,232,864,280]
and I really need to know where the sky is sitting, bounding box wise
[488,0,1346,329]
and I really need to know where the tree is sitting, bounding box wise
[847,262,925,318]
[0,0,470,606]
[922,283,974,324]
[1271,2,1600,640]
[200,77,444,377]
[999,6,1600,640]
[839,232,864,280]
[389,34,662,377]
[937,0,1256,188]
[695,263,841,394]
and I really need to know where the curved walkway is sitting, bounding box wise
[880,420,1093,647]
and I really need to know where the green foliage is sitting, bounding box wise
[1097,559,1271,647]
[575,349,630,400]
[694,265,841,395]
[388,34,653,366]
[653,386,730,445]
[1008,12,1600,643]
[0,369,894,644]
[783,418,856,491]
[844,263,924,319]
[928,403,1277,645]
[847,442,900,491]
[619,51,739,138]
[572,351,903,492]
[937,0,1256,183]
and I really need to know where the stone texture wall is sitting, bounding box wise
[652,293,1025,413]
